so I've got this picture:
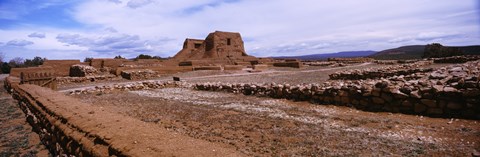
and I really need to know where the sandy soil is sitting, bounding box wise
[0,75,49,156]
[72,88,480,156]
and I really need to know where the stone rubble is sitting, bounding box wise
[69,64,98,77]
[120,69,160,80]
[329,61,433,80]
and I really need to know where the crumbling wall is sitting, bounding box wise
[433,55,480,63]
[69,64,98,77]
[10,66,54,77]
[329,62,433,80]
[121,69,159,80]
[195,61,480,119]
[327,57,374,63]
[273,61,303,68]
[5,80,241,156]
[42,60,81,76]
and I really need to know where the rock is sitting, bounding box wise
[432,85,443,92]
[381,93,393,102]
[372,97,385,104]
[461,88,480,97]
[402,100,413,107]
[446,102,463,110]
[375,81,389,88]
[426,108,443,115]
[420,99,437,108]
[410,91,421,98]
[443,87,458,93]
[414,103,427,113]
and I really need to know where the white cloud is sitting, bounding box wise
[6,39,34,47]
[1,0,479,60]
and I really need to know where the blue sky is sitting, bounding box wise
[0,0,479,61]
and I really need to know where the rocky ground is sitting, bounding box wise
[72,87,479,156]
[0,74,49,156]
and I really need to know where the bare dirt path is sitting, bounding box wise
[73,87,480,156]
[0,75,49,156]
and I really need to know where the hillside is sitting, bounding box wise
[371,45,480,60]
[370,45,425,60]
[272,51,376,60]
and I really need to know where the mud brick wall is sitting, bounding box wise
[193,66,222,71]
[10,66,55,77]
[42,60,81,76]
[90,58,127,69]
[224,65,244,70]
[253,64,268,71]
[273,61,303,68]
[5,81,239,156]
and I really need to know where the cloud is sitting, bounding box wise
[127,0,153,9]
[28,32,46,38]
[56,32,155,56]
[6,39,34,47]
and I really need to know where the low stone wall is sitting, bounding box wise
[194,61,480,119]
[56,75,118,85]
[329,62,433,80]
[253,64,268,71]
[223,65,244,70]
[5,78,241,156]
[69,64,98,77]
[433,55,480,63]
[120,69,159,80]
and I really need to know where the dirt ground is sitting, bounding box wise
[0,74,49,156]
[72,87,480,156]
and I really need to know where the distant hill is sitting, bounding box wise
[371,45,480,60]
[271,51,377,60]
[370,45,425,60]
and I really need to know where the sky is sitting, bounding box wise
[0,0,479,61]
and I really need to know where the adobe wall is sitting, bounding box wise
[5,80,241,156]
[172,31,258,65]
[10,66,55,77]
[42,60,81,76]
[90,58,127,69]
[272,61,303,68]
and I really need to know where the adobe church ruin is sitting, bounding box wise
[173,31,260,66]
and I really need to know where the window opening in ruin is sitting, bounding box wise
[227,38,231,45]
[194,43,201,48]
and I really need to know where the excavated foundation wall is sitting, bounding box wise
[4,78,240,157]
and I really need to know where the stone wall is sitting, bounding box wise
[121,69,159,80]
[327,57,374,63]
[69,64,98,77]
[194,61,480,119]
[433,55,480,63]
[329,62,433,80]
[4,79,240,156]
[56,75,118,85]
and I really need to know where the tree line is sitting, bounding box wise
[0,53,164,74]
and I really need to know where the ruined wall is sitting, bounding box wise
[194,61,480,119]
[10,66,54,77]
[90,58,127,69]
[272,61,303,68]
[327,57,374,63]
[5,80,240,156]
[433,55,480,63]
[42,60,81,76]
[172,31,258,65]
[329,62,433,80]
[121,69,159,80]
